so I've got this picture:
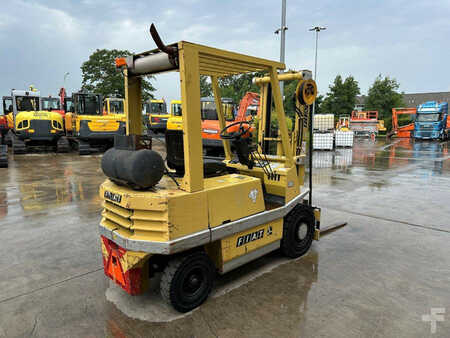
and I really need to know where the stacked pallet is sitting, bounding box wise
[313,114,334,150]
[335,130,354,147]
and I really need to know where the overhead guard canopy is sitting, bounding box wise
[122,44,286,78]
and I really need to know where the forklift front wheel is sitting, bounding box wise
[160,251,215,313]
[281,205,315,258]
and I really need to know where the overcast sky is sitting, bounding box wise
[1,0,449,110]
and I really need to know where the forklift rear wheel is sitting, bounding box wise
[160,251,215,313]
[281,205,314,258]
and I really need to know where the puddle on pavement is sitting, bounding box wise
[105,250,317,323]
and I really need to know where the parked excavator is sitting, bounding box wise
[237,92,260,119]
[64,91,126,155]
[6,89,69,154]
[386,108,416,138]
[144,99,170,133]
[103,97,125,116]
[166,93,259,159]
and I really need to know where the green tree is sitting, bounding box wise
[218,71,267,103]
[81,49,155,102]
[200,75,212,97]
[314,95,324,114]
[282,79,298,118]
[321,75,360,115]
[282,80,323,117]
[365,75,404,130]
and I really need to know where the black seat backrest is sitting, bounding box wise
[165,130,185,174]
[165,130,228,177]
[232,138,254,169]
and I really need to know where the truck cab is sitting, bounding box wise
[414,101,448,140]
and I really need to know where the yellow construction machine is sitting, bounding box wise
[98,24,320,313]
[143,99,170,133]
[65,92,126,155]
[6,89,68,154]
[103,97,125,116]
[166,99,182,130]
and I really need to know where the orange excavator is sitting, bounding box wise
[387,108,416,138]
[237,91,260,120]
[201,92,259,154]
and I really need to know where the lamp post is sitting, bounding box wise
[275,0,288,96]
[308,26,326,115]
[63,72,70,88]
[308,26,325,206]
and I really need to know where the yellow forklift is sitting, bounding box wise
[65,92,126,155]
[98,25,319,312]
[7,89,68,154]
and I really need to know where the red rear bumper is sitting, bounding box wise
[101,236,148,295]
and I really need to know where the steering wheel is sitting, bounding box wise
[219,120,252,140]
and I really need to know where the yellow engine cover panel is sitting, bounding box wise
[100,179,209,242]
[204,174,265,228]
[88,119,120,132]
[167,190,209,239]
[264,166,300,202]
[221,219,283,263]
[76,115,125,132]
[167,116,183,131]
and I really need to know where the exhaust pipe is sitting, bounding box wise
[150,23,177,59]
[126,24,179,76]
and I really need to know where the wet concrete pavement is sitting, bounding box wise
[0,139,449,337]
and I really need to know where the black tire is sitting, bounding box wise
[160,251,215,313]
[281,204,315,258]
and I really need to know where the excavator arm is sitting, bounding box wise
[236,92,260,121]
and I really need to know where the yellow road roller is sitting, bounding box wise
[98,24,319,312]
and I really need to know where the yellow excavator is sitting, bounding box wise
[6,89,68,154]
[103,97,125,116]
[166,100,182,130]
[65,92,126,155]
[98,25,322,313]
[143,99,170,133]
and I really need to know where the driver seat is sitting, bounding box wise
[165,130,228,177]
